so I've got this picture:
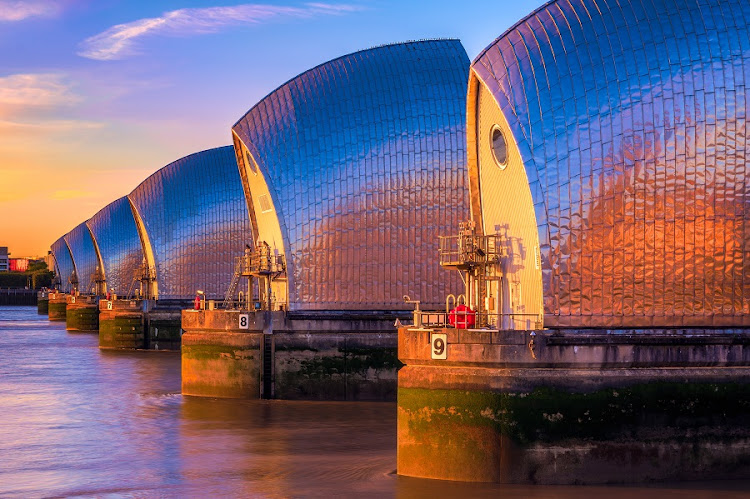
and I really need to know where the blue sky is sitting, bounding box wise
[0,0,547,256]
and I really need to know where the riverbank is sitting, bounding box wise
[0,289,36,305]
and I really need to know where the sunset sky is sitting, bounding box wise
[0,0,545,257]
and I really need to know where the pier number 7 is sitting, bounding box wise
[431,332,447,360]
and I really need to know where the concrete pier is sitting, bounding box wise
[48,292,67,321]
[99,299,146,349]
[397,327,750,484]
[37,290,49,315]
[66,294,99,331]
[181,310,401,400]
[99,299,182,350]
[181,310,262,398]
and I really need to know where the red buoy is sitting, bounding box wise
[449,304,475,329]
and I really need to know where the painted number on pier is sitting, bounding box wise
[239,314,249,330]
[431,333,447,360]
[106,301,113,310]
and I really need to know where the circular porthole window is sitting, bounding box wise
[490,125,508,169]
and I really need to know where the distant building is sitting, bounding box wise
[0,247,8,272]
[9,258,29,272]
[44,252,56,277]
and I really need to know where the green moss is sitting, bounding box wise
[296,355,346,377]
[66,307,99,331]
[182,343,258,361]
[275,345,398,401]
[99,316,145,349]
[275,345,320,352]
[182,342,260,398]
[399,382,750,446]
[346,347,401,371]
[48,302,67,321]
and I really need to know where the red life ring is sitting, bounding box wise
[449,304,475,329]
[194,295,201,310]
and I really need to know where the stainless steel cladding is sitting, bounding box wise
[232,39,470,311]
[470,0,750,327]
[63,223,98,294]
[86,196,145,297]
[50,237,75,293]
[127,146,252,300]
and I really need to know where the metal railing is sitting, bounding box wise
[413,310,543,330]
[438,233,504,269]
[222,243,286,311]
[234,244,285,277]
[215,298,288,312]
[219,298,263,311]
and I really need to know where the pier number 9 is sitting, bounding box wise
[431,332,447,360]
[239,313,249,330]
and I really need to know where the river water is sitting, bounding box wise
[1,306,749,498]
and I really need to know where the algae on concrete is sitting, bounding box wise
[399,383,750,446]
[99,315,145,349]
[66,307,99,332]
[181,333,261,399]
[48,301,67,321]
[276,345,399,401]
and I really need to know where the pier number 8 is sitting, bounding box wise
[239,313,249,330]
[431,332,447,360]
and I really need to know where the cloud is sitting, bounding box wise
[0,118,103,135]
[0,73,80,113]
[0,73,103,138]
[78,2,362,60]
[0,0,60,21]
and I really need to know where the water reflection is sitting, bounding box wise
[178,398,397,497]
[0,307,748,497]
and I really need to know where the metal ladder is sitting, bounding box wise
[262,335,273,399]
[223,256,243,309]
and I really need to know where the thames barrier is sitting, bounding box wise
[41,0,750,486]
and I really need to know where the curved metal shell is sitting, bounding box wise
[86,196,145,297]
[63,222,98,294]
[127,146,252,300]
[232,39,470,311]
[50,237,75,293]
[470,0,750,327]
